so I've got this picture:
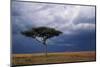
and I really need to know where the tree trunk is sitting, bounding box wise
[43,41,48,57]
[45,44,47,57]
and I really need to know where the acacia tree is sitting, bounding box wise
[21,27,62,56]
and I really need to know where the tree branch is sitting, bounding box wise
[32,37,42,44]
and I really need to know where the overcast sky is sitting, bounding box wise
[11,1,96,53]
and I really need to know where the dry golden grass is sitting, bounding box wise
[12,51,96,66]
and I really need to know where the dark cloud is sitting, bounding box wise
[74,16,96,24]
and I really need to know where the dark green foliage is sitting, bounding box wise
[21,27,62,39]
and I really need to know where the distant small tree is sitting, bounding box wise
[21,27,62,56]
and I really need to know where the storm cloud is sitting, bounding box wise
[11,1,96,53]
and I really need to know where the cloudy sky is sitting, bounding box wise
[11,1,96,53]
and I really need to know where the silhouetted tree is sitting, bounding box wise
[21,27,62,56]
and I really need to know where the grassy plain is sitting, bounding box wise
[12,51,96,66]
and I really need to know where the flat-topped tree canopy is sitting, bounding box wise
[21,27,62,40]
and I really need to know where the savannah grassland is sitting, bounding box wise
[12,51,96,66]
